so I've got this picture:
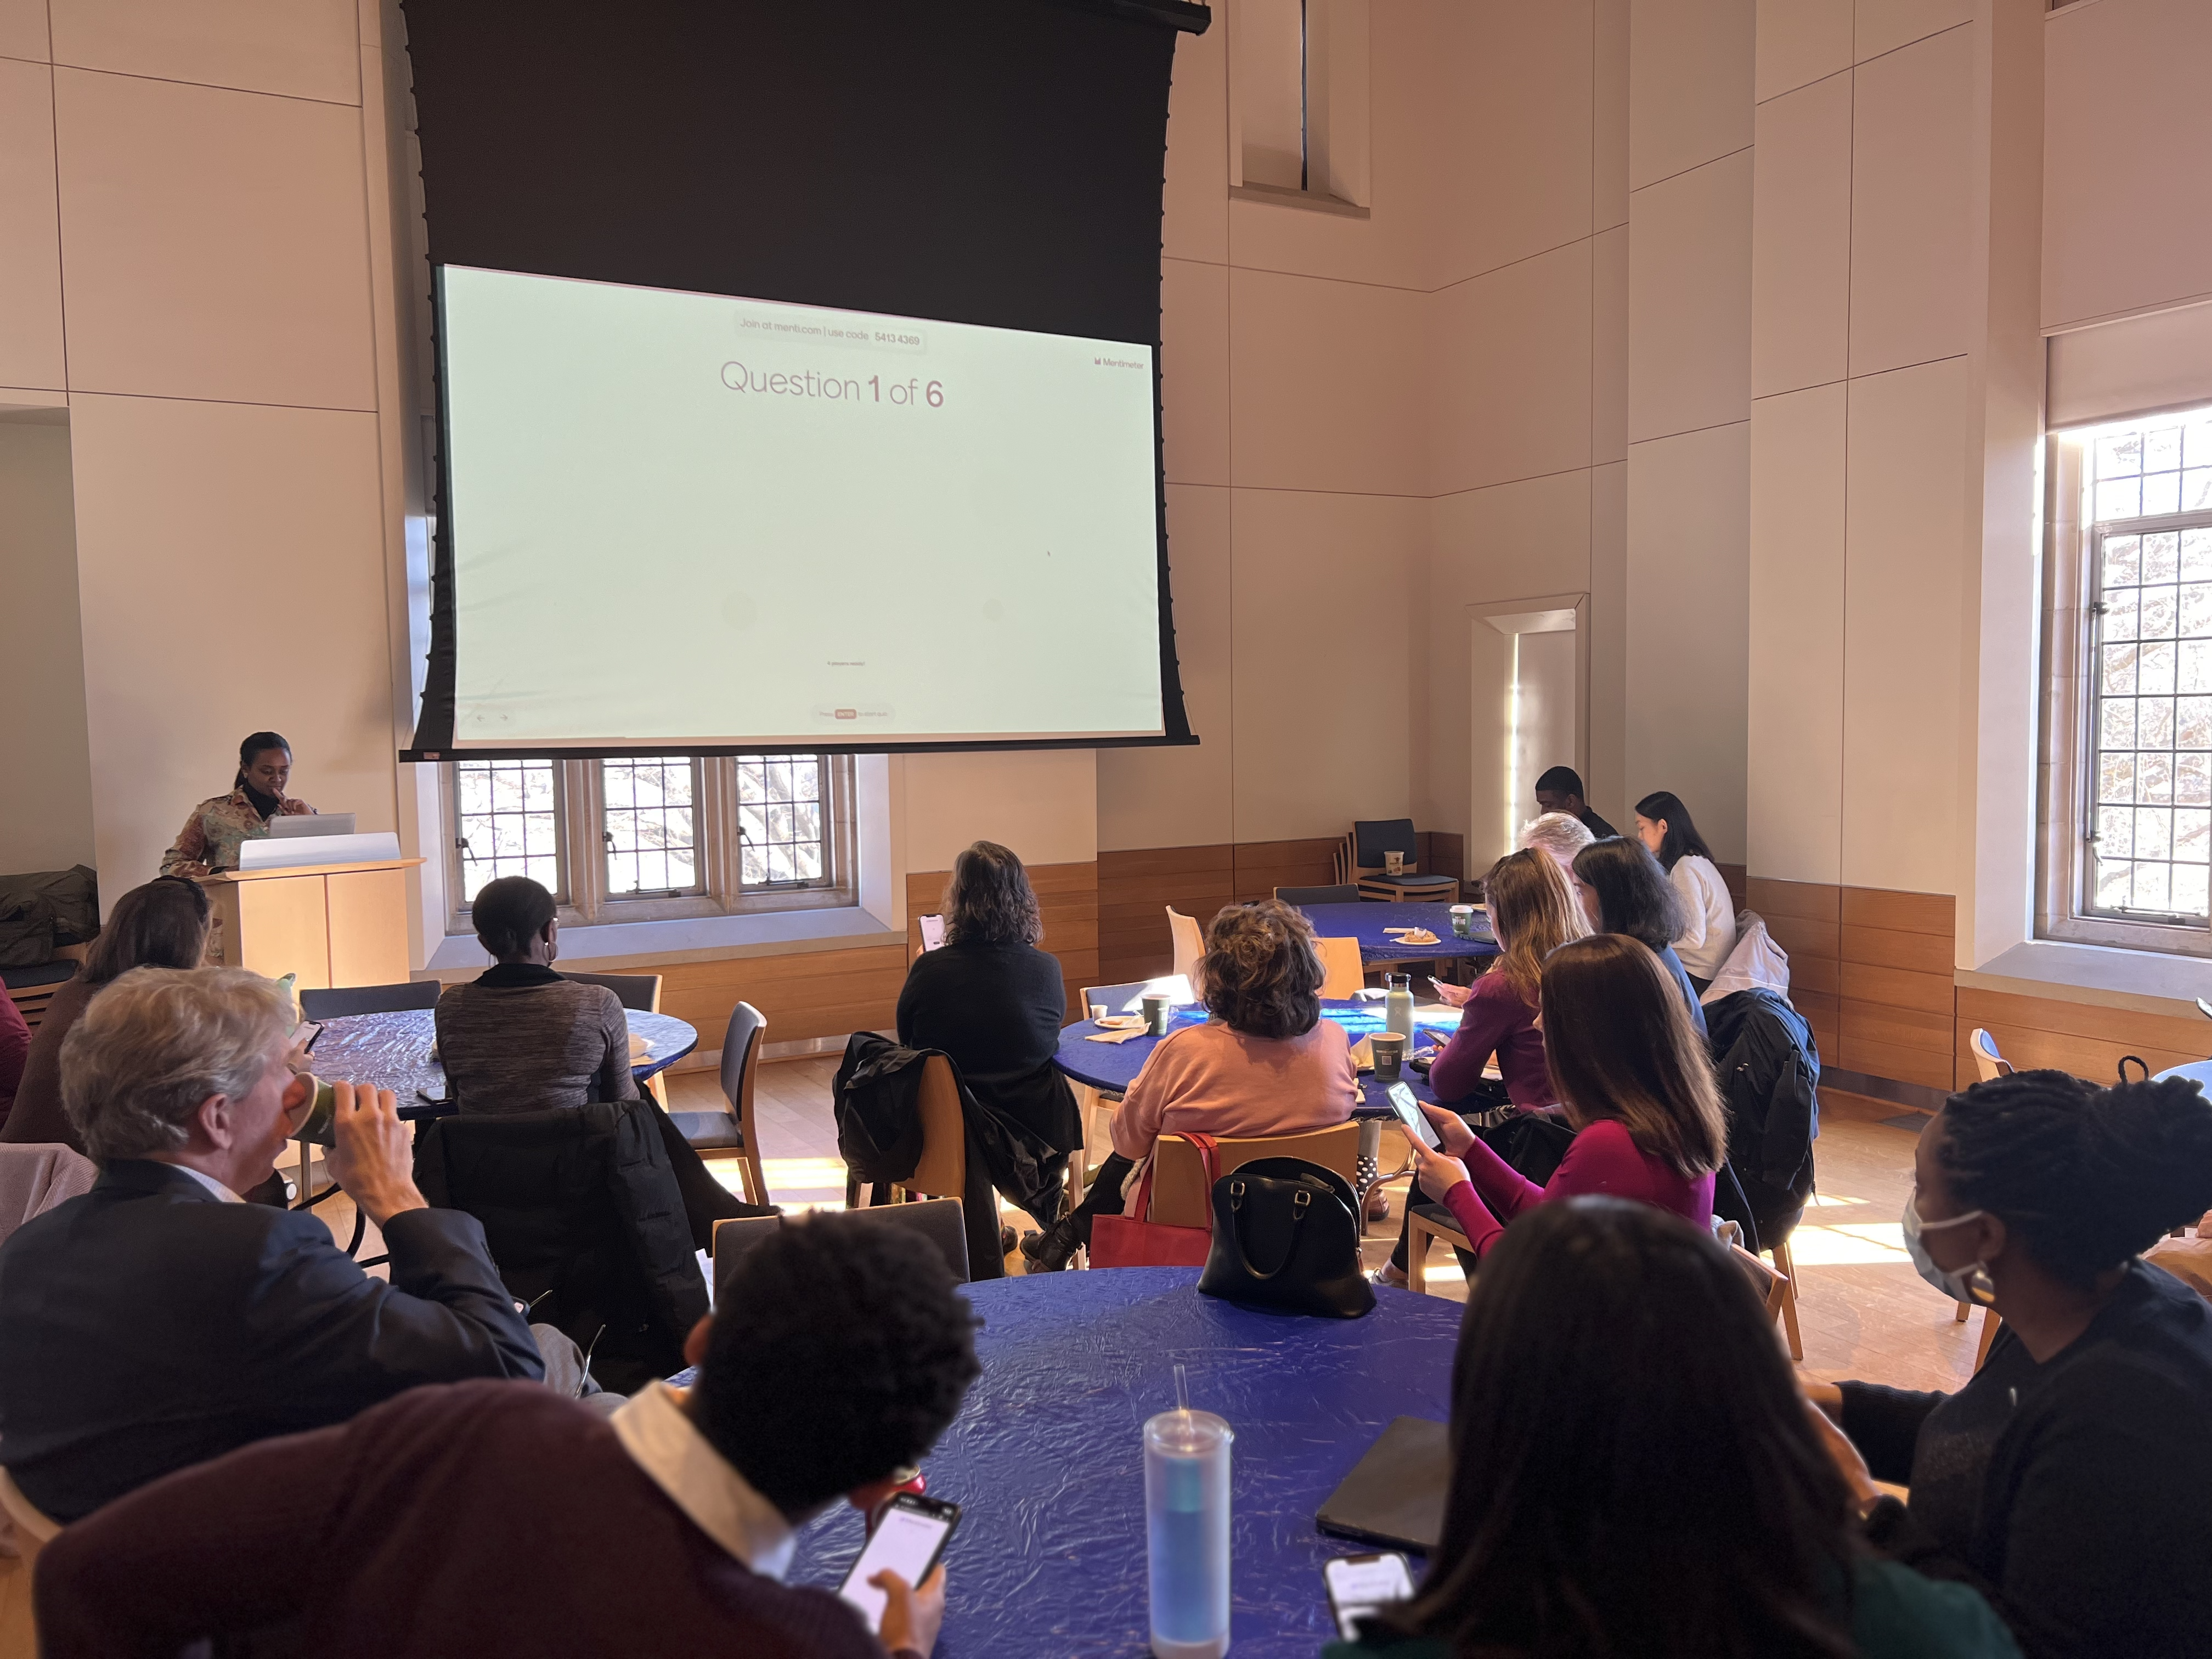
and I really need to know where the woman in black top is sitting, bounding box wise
[1806,1069,2212,1659]
[897,842,1082,1161]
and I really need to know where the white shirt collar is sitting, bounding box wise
[165,1163,244,1203]
[612,1380,795,1581]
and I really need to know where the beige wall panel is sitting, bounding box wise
[1747,383,1846,884]
[1594,0,1629,232]
[1098,483,1234,851]
[53,68,376,409]
[50,0,357,104]
[67,394,396,890]
[0,59,65,391]
[1421,469,1594,848]
[0,422,95,872]
[1592,224,1629,466]
[1161,256,1229,487]
[1841,357,1969,895]
[1231,488,1420,840]
[1163,15,1228,265]
[0,0,48,59]
[1223,7,1432,291]
[1853,0,1971,65]
[1626,421,1751,863]
[1587,459,1629,831]
[1755,0,1850,103]
[1750,72,1852,399]
[1430,239,1592,498]
[1423,0,1592,286]
[1847,26,1972,379]
[2044,0,2212,330]
[1627,146,1753,443]
[1627,0,1753,190]
[900,750,1098,874]
[1227,266,1425,495]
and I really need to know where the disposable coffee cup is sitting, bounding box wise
[1142,993,1172,1036]
[1090,1003,1110,1024]
[1371,1031,1408,1081]
[290,1075,340,1148]
[1384,850,1406,875]
[1450,904,1476,939]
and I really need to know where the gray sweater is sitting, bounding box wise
[434,964,638,1114]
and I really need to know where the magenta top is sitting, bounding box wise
[1426,970,1550,1108]
[1438,1117,1717,1257]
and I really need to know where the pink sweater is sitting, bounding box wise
[1426,969,1550,1107]
[1438,1117,1716,1257]
[1110,1020,1359,1160]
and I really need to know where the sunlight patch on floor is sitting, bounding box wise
[1787,1221,1909,1266]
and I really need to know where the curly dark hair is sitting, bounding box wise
[1200,899,1324,1040]
[940,840,1043,947]
[1939,1069,2212,1289]
[693,1214,982,1514]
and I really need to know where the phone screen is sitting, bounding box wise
[1387,1082,1441,1150]
[837,1493,960,1634]
[1324,1551,1416,1639]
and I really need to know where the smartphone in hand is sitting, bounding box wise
[1386,1082,1441,1150]
[1324,1551,1415,1640]
[837,1491,960,1634]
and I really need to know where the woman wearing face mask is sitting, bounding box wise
[159,731,318,879]
[1804,1069,2212,1659]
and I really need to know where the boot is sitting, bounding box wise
[1020,1214,1085,1273]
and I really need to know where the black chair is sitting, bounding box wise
[1337,819,1460,902]
[666,1002,769,1206]
[298,980,442,1021]
[1274,884,1361,907]
[558,970,662,1012]
[710,1198,969,1299]
[414,1099,707,1394]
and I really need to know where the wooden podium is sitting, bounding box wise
[200,858,424,990]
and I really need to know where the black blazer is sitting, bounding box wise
[896,940,1081,1154]
[0,1160,541,1522]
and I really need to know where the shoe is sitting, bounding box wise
[998,1224,1017,1259]
[1370,1262,1408,1289]
[1020,1216,1084,1273]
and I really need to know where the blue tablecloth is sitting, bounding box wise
[789,1267,1459,1656]
[308,1006,698,1106]
[1055,1001,1458,1117]
[1296,901,1497,966]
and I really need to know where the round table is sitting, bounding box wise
[308,1006,698,1108]
[788,1268,1459,1656]
[1294,901,1498,967]
[2153,1060,2212,1088]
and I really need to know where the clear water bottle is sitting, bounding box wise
[1144,1407,1233,1658]
[1384,972,1415,1040]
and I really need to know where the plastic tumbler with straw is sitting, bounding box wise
[1144,1362,1233,1658]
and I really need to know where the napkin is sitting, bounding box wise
[628,1035,654,1060]
[1349,1035,1375,1071]
[1085,1026,1152,1044]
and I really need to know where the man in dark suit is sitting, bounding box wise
[0,966,547,1521]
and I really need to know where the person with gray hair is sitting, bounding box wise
[1517,809,1595,874]
[0,967,555,1522]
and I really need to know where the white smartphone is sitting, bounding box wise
[1323,1550,1416,1640]
[836,1492,960,1634]
[1386,1081,1442,1150]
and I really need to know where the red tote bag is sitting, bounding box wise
[1087,1134,1220,1269]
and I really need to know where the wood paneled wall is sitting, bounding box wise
[1955,987,2209,1089]
[1751,879,1956,1089]
[655,940,909,1059]
[905,861,1100,1022]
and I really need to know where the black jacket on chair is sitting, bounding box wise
[414,1101,707,1395]
[895,941,1084,1156]
[1705,988,1821,1244]
[0,1159,540,1522]
[835,1032,1073,1281]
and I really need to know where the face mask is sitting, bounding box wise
[1902,1193,1995,1305]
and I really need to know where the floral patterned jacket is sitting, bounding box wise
[159,789,319,876]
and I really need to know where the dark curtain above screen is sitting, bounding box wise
[400,0,1206,757]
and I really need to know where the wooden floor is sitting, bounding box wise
[0,1072,1975,1647]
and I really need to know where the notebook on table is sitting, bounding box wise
[1315,1415,1451,1551]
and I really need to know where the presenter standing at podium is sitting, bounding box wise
[159,731,318,878]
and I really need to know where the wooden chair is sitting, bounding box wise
[561,970,669,1106]
[1166,907,1205,993]
[1313,935,1365,999]
[667,1001,768,1206]
[1967,1028,2013,1083]
[1404,1206,1472,1295]
[1769,1235,1806,1361]
[888,1054,967,1206]
[1732,1242,1794,1329]
[1,1464,61,1657]
[1335,819,1459,904]
[1146,1122,1362,1228]
[3,961,79,1033]
[297,980,441,1020]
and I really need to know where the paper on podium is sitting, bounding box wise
[238,831,403,872]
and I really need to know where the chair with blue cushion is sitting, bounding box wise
[666,1001,769,1207]
[1335,820,1460,903]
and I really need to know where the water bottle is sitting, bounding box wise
[1144,1406,1232,1658]
[1384,973,1415,1040]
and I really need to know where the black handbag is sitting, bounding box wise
[1197,1158,1375,1319]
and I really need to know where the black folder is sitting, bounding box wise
[1314,1416,1451,1552]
